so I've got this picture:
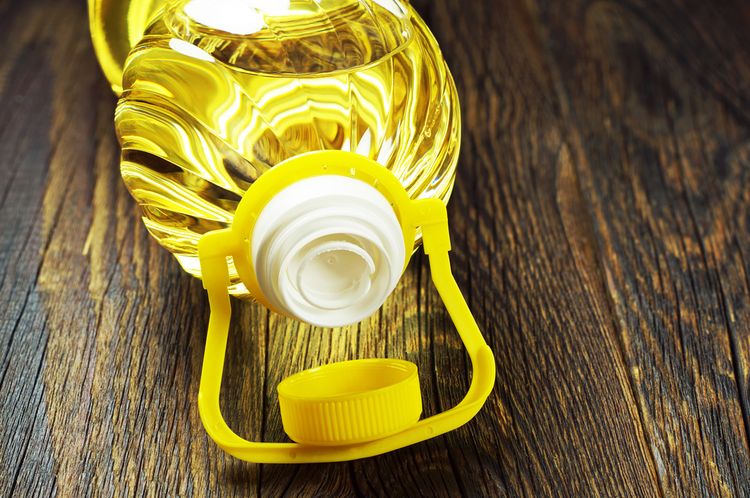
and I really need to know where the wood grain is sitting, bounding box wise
[1,0,749,496]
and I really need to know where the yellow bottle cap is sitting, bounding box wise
[278,359,422,446]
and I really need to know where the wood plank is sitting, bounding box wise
[0,4,65,496]
[0,0,748,496]
[527,0,750,495]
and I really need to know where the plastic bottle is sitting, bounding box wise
[89,0,494,464]
[108,0,461,299]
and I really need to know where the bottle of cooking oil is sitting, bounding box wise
[93,0,461,296]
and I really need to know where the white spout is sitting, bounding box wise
[251,174,405,327]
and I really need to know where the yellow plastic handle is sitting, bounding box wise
[196,152,495,463]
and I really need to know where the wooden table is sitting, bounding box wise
[3,0,750,496]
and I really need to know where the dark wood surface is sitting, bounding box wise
[2,0,750,496]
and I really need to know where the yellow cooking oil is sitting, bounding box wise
[105,0,461,295]
[88,0,164,95]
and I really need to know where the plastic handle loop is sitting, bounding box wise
[197,151,495,463]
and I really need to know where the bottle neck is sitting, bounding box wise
[251,175,406,327]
